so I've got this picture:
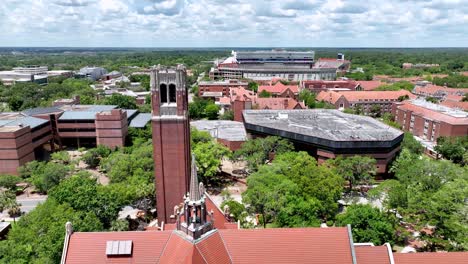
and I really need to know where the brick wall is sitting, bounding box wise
[95,109,128,148]
[0,126,35,175]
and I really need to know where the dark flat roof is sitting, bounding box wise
[243,109,403,151]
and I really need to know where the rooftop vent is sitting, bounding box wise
[278,113,288,119]
[106,240,133,256]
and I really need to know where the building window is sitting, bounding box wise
[160,83,168,103]
[169,84,177,103]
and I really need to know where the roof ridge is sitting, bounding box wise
[216,230,234,264]
[157,230,175,263]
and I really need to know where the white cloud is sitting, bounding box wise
[0,0,466,47]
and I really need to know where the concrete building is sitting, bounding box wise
[316,90,415,114]
[191,120,247,151]
[198,79,248,99]
[76,67,108,81]
[0,66,48,85]
[209,50,337,81]
[314,57,351,73]
[0,105,151,175]
[392,99,468,143]
[47,70,73,78]
[243,109,403,173]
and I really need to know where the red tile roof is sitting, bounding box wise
[258,82,299,94]
[358,80,385,91]
[338,90,415,102]
[394,252,468,264]
[317,90,415,104]
[302,80,359,90]
[229,87,255,102]
[218,227,354,264]
[254,98,305,110]
[413,84,468,97]
[316,90,344,104]
[159,233,194,263]
[440,100,468,111]
[355,246,391,264]
[195,231,231,264]
[64,226,468,264]
[65,231,173,264]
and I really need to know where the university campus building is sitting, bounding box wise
[60,65,468,264]
[316,90,415,115]
[392,99,468,143]
[242,109,404,173]
[0,105,151,175]
[198,79,249,100]
[209,50,338,81]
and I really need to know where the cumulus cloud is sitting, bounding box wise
[53,0,97,6]
[0,0,466,47]
[141,0,185,15]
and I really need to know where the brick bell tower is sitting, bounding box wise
[150,65,191,224]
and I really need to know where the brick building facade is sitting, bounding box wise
[150,65,191,224]
[316,90,415,115]
[392,100,468,142]
[198,79,248,99]
[0,106,150,175]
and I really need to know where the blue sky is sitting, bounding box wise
[0,0,467,47]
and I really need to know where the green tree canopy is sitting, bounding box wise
[0,199,103,264]
[435,136,467,165]
[336,204,397,245]
[103,94,137,109]
[26,162,71,193]
[193,139,230,186]
[205,103,220,120]
[243,152,344,228]
[373,149,468,251]
[234,136,294,171]
[0,175,20,191]
[326,156,377,192]
[401,132,424,154]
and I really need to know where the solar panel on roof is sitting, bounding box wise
[106,240,133,256]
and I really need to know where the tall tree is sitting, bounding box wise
[326,156,377,192]
[234,136,294,171]
[336,204,397,245]
[103,94,137,109]
[243,152,343,227]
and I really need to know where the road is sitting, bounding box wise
[0,195,47,221]
[17,196,47,213]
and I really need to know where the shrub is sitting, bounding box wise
[0,175,20,190]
